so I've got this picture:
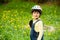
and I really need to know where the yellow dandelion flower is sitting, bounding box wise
[15,10,18,13]
[48,32,51,36]
[54,10,56,13]
[0,26,2,28]
[21,11,23,13]
[23,31,26,34]
[10,18,15,22]
[55,37,57,39]
[3,10,7,12]
[3,14,5,17]
[14,26,16,28]
[11,23,14,25]
[10,19,13,22]
[9,31,12,33]
[14,14,16,16]
[15,28,17,30]
[26,26,29,29]
[7,10,11,13]
[14,26,17,30]
[17,25,20,27]
[16,18,19,21]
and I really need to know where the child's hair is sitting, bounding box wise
[31,9,42,16]
[29,20,33,28]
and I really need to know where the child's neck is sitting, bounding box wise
[33,18,39,20]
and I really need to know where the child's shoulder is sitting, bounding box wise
[37,19,43,24]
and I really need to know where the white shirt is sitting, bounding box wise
[33,18,44,40]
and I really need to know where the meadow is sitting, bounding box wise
[0,1,60,40]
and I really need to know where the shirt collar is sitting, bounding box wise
[33,18,40,23]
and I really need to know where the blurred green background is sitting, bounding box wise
[0,0,60,40]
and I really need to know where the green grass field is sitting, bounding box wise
[0,1,60,40]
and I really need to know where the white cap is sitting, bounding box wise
[32,5,42,11]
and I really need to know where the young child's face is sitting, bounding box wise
[32,11,40,19]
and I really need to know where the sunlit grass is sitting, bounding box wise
[0,1,60,40]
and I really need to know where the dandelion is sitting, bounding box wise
[16,18,20,21]
[15,28,17,30]
[3,10,7,12]
[2,14,5,18]
[15,10,18,13]
[7,10,11,13]
[21,11,23,13]
[14,25,17,30]
[54,10,56,14]
[14,26,16,28]
[17,25,20,27]
[48,32,51,36]
[23,31,26,34]
[14,14,17,16]
[10,18,15,22]
[25,25,30,29]
[9,31,12,33]
[0,26,2,28]
[10,19,13,22]
[55,37,57,39]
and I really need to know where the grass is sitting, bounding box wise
[0,1,60,40]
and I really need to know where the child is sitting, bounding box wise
[29,5,44,40]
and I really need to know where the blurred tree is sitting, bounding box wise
[28,0,47,3]
[0,0,10,4]
[56,0,60,5]
[0,0,60,6]
[28,0,56,3]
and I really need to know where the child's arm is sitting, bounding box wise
[35,21,43,40]
[37,21,43,40]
